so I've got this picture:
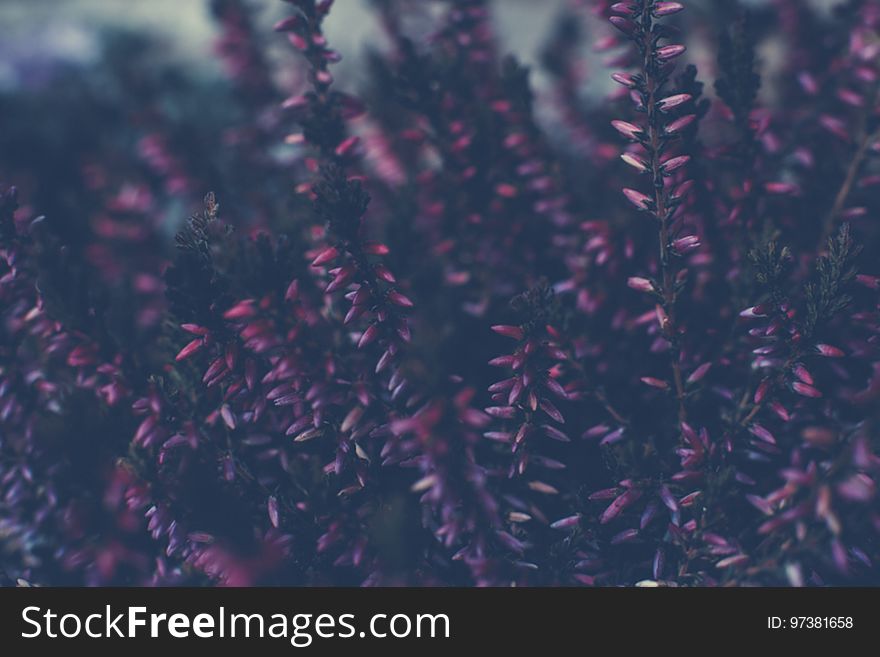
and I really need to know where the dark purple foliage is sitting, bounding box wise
[1,0,880,587]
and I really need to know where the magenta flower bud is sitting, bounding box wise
[610,528,639,544]
[672,179,694,199]
[175,338,203,361]
[334,135,360,157]
[540,398,565,423]
[672,235,700,254]
[856,274,880,289]
[495,183,518,198]
[220,404,236,431]
[679,491,701,507]
[764,181,799,195]
[601,489,643,524]
[820,114,848,140]
[665,114,696,134]
[793,364,814,385]
[358,323,379,348]
[653,2,685,16]
[715,554,748,569]
[273,16,301,32]
[770,401,790,421]
[656,44,686,60]
[621,152,648,172]
[627,276,654,293]
[748,423,776,444]
[550,514,582,530]
[798,71,819,95]
[373,264,395,284]
[285,278,300,301]
[837,88,864,107]
[641,376,669,389]
[661,155,690,173]
[623,188,652,210]
[485,406,517,419]
[609,2,634,15]
[792,381,822,398]
[657,93,691,111]
[686,362,712,384]
[815,344,844,357]
[267,496,280,528]
[181,323,209,336]
[609,16,636,35]
[311,245,339,266]
[363,242,390,256]
[611,119,643,140]
[754,379,770,404]
[387,290,414,308]
[611,72,637,88]
[491,324,524,340]
[223,300,256,320]
[739,305,768,318]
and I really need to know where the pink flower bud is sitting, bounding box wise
[815,344,844,357]
[223,300,256,320]
[334,135,360,157]
[622,187,652,210]
[609,16,635,35]
[672,235,700,254]
[181,323,209,336]
[657,93,692,111]
[665,114,696,134]
[793,364,813,385]
[764,181,799,195]
[267,496,280,528]
[363,242,390,256]
[611,72,638,88]
[220,404,236,430]
[273,16,301,32]
[797,72,819,95]
[672,179,694,198]
[621,152,648,172]
[792,381,822,398]
[748,423,776,444]
[611,120,643,140]
[495,183,518,198]
[609,2,634,14]
[837,88,864,107]
[654,2,685,16]
[661,155,690,173]
[641,376,669,389]
[551,514,582,530]
[856,274,879,289]
[491,325,525,340]
[686,362,712,384]
[754,379,770,404]
[739,305,768,318]
[656,44,686,60]
[358,324,379,348]
[311,246,339,266]
[627,276,654,293]
[388,290,414,308]
[175,339,203,362]
[819,115,848,141]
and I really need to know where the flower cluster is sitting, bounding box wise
[1,0,879,587]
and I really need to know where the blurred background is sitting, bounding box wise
[0,0,845,238]
[0,0,840,91]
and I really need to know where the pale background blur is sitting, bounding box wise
[0,0,843,93]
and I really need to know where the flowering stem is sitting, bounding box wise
[818,122,880,251]
[642,11,688,425]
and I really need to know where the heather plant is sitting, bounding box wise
[1,0,879,587]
